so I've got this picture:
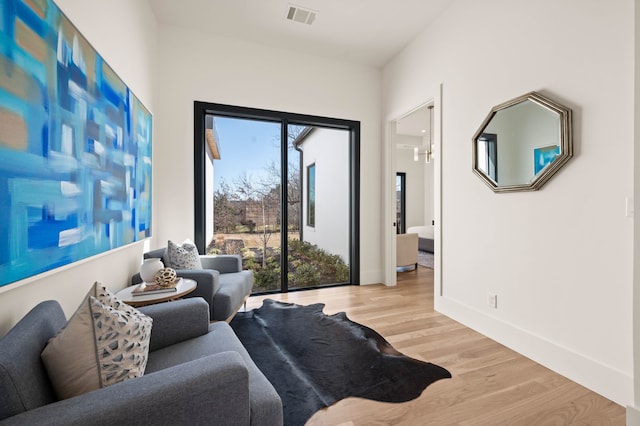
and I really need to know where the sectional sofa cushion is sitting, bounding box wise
[167,239,203,269]
[41,282,152,399]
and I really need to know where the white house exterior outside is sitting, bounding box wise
[297,127,350,264]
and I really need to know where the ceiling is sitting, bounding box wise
[147,0,454,68]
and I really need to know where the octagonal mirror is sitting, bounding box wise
[472,91,572,192]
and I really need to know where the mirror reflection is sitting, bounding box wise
[472,92,572,192]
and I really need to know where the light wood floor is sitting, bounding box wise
[245,266,625,426]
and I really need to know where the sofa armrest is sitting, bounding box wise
[200,254,242,273]
[0,352,250,426]
[131,269,219,321]
[138,298,210,352]
[175,269,220,299]
[174,269,219,320]
[132,269,220,292]
[131,271,143,285]
[132,270,219,299]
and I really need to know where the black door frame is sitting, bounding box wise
[193,101,361,291]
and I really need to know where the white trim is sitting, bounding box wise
[436,295,633,406]
[385,98,437,286]
[383,120,397,286]
[627,406,640,425]
[434,83,443,297]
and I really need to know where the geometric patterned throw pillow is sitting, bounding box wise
[91,281,143,316]
[166,239,202,269]
[41,282,152,400]
[89,296,152,388]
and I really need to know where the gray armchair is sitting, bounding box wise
[131,248,253,322]
[0,298,282,425]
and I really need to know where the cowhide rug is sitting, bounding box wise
[230,299,451,426]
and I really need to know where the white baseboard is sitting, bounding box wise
[359,268,383,285]
[435,296,632,406]
[628,405,640,425]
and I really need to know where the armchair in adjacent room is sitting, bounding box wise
[396,233,419,271]
[406,225,434,253]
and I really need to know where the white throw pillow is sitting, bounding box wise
[166,239,202,269]
[41,282,152,400]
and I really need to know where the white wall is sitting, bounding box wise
[394,127,436,231]
[153,26,382,283]
[0,0,158,334]
[301,128,350,262]
[396,146,425,229]
[383,0,634,405]
[632,0,640,420]
[395,142,429,229]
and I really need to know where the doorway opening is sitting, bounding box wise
[390,102,436,281]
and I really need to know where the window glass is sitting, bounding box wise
[307,164,315,227]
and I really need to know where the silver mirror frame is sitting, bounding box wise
[472,91,573,193]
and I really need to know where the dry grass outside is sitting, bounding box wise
[211,231,300,252]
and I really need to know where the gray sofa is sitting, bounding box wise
[132,249,253,322]
[419,237,434,253]
[0,297,283,425]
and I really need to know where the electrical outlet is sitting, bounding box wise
[487,293,498,309]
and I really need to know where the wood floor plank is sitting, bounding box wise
[244,267,624,425]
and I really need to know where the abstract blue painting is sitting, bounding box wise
[0,0,152,287]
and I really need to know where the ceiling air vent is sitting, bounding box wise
[286,4,317,25]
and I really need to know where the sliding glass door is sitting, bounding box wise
[288,125,351,290]
[208,116,282,292]
[194,102,360,294]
